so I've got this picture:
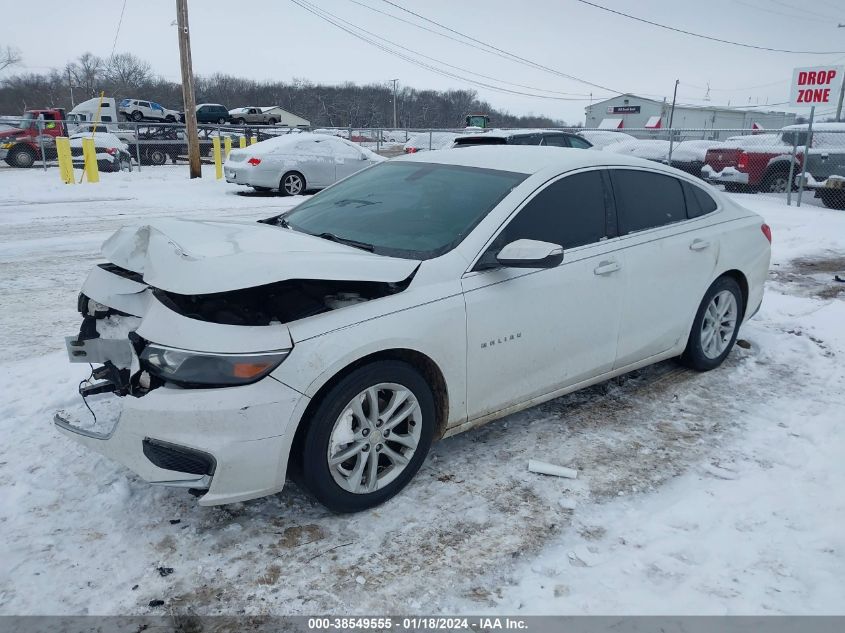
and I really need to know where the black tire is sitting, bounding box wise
[268,118,277,125]
[818,189,845,210]
[298,361,436,513]
[761,169,791,194]
[165,115,176,123]
[218,117,227,124]
[146,149,167,166]
[236,118,246,125]
[7,147,35,168]
[131,110,143,122]
[680,276,744,372]
[280,171,306,196]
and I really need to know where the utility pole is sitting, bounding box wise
[390,78,398,129]
[176,0,201,178]
[667,79,679,164]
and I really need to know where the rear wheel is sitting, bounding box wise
[146,149,167,166]
[268,118,278,125]
[280,171,305,196]
[298,361,436,513]
[131,110,143,122]
[761,169,791,193]
[218,117,227,124]
[680,276,743,372]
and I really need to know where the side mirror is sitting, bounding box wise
[496,239,563,268]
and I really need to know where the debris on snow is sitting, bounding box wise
[157,567,174,577]
[528,459,578,479]
[558,498,577,511]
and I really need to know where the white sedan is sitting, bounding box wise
[224,132,383,195]
[56,147,771,513]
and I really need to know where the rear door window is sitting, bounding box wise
[568,136,593,149]
[543,134,568,147]
[682,181,718,218]
[611,169,687,233]
[494,170,609,251]
[508,134,542,145]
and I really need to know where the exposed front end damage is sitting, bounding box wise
[56,219,419,505]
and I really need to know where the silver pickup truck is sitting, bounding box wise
[801,150,845,209]
[228,107,286,126]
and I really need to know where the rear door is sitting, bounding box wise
[290,138,334,187]
[330,138,369,181]
[608,169,720,368]
[462,169,626,419]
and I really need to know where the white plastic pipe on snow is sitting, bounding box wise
[528,459,578,479]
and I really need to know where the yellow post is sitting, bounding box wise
[224,136,232,160]
[56,137,75,184]
[212,136,223,180]
[81,137,99,183]
[250,136,258,145]
[239,136,247,149]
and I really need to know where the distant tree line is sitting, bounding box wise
[0,51,572,129]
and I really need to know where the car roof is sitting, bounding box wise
[457,128,570,140]
[393,145,687,176]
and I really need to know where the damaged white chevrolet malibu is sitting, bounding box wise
[56,146,771,513]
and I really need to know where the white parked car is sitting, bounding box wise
[403,131,460,153]
[577,130,636,149]
[119,99,181,123]
[224,132,383,195]
[68,131,132,172]
[56,147,770,513]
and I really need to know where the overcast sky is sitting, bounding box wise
[6,0,845,123]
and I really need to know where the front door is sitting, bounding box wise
[462,169,626,420]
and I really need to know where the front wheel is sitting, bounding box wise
[7,147,35,168]
[818,189,845,210]
[680,276,743,372]
[298,361,436,513]
[280,171,305,196]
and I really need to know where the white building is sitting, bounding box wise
[585,94,797,139]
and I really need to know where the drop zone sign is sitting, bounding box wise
[790,65,844,106]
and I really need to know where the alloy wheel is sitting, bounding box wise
[327,383,422,494]
[766,174,789,193]
[700,290,738,359]
[283,173,304,195]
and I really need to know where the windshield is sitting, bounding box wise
[781,130,809,147]
[16,112,35,128]
[281,161,527,259]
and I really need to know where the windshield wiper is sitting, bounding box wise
[316,232,374,252]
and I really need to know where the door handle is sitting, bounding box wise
[690,239,711,251]
[593,260,621,276]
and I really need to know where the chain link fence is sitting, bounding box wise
[1,119,843,209]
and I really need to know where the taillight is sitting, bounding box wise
[247,157,261,166]
[105,147,117,156]
[404,147,418,153]
[761,223,772,243]
[737,152,749,171]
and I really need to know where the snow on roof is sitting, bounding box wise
[404,131,461,150]
[598,118,623,129]
[394,144,691,176]
[604,139,670,161]
[577,130,635,149]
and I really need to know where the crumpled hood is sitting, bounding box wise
[101,218,419,295]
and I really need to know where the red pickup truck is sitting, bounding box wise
[0,108,68,167]
[701,124,845,193]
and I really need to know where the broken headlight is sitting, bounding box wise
[139,344,289,387]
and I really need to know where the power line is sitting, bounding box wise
[347,0,597,97]
[574,0,845,54]
[378,0,625,94]
[680,79,788,92]
[289,0,599,101]
[768,0,842,21]
[736,0,830,24]
[109,0,128,61]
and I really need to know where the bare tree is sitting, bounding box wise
[103,53,152,92]
[0,45,21,73]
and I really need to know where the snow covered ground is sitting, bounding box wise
[0,166,843,616]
